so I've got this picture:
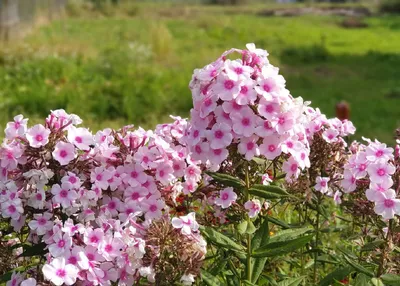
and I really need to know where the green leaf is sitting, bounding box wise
[0,264,37,283]
[380,273,400,285]
[243,280,257,286]
[201,270,223,286]
[249,184,289,200]
[200,226,245,252]
[269,227,313,243]
[318,266,353,286]
[355,274,373,286]
[343,255,374,277]
[252,157,267,165]
[267,216,294,229]
[246,220,257,234]
[320,225,348,233]
[277,276,305,286]
[262,275,278,286]
[371,278,384,286]
[205,172,245,189]
[252,234,314,258]
[209,256,228,276]
[361,240,385,252]
[251,218,270,283]
[237,221,248,235]
[19,242,47,257]
[227,259,241,280]
[226,275,240,286]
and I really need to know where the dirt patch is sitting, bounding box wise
[340,17,368,28]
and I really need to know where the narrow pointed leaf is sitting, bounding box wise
[361,240,385,252]
[200,226,245,252]
[277,276,305,286]
[355,274,373,286]
[249,184,289,200]
[380,273,400,285]
[252,234,314,258]
[269,227,313,243]
[251,218,270,283]
[205,171,245,189]
[201,270,223,286]
[318,266,353,286]
[267,216,294,229]
[343,255,374,277]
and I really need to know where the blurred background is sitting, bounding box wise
[0,0,398,142]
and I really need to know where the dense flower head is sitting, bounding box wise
[188,43,313,175]
[0,111,205,286]
[339,138,400,219]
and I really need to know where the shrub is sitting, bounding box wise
[380,0,400,14]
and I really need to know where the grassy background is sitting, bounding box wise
[0,2,399,142]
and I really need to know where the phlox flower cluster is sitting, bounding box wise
[188,44,313,185]
[341,139,400,219]
[0,111,206,285]
[301,106,355,203]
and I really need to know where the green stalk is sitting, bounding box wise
[245,163,252,282]
[313,195,321,285]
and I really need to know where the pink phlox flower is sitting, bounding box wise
[255,119,275,137]
[26,124,50,148]
[333,191,342,205]
[367,160,395,184]
[62,172,82,189]
[341,170,357,193]
[48,231,72,257]
[322,128,339,143]
[99,235,124,261]
[215,187,237,209]
[51,182,78,208]
[5,115,28,139]
[373,189,400,219]
[84,228,105,247]
[142,196,165,221]
[235,79,257,105]
[91,166,112,190]
[231,107,257,137]
[282,156,301,181]
[314,176,330,194]
[238,135,260,161]
[259,135,282,160]
[366,180,394,202]
[28,212,53,235]
[206,122,233,149]
[171,212,199,235]
[366,141,394,162]
[42,257,79,286]
[212,73,241,101]
[52,141,76,165]
[123,164,148,187]
[244,199,261,218]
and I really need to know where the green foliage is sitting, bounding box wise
[252,234,314,258]
[249,184,289,200]
[380,0,400,14]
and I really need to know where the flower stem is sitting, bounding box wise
[245,163,252,282]
[313,195,321,285]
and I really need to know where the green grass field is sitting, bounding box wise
[0,2,399,142]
